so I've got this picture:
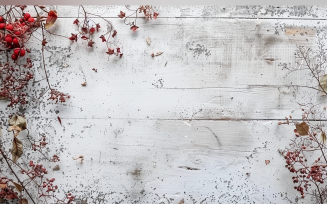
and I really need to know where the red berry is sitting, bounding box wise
[0,23,4,29]
[0,16,3,23]
[13,38,19,45]
[21,22,25,26]
[19,18,24,23]
[14,48,20,56]
[28,18,35,23]
[15,31,21,35]
[24,13,31,19]
[11,54,18,60]
[20,49,26,56]
[5,36,12,43]
[6,24,13,30]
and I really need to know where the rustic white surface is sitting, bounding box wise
[1,5,327,204]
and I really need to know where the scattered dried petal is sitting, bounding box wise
[130,25,139,32]
[118,11,125,18]
[112,30,117,38]
[81,36,89,40]
[146,37,151,45]
[153,12,159,19]
[106,48,114,55]
[57,116,62,126]
[99,35,106,42]
[156,52,163,56]
[68,33,78,42]
[265,160,270,165]
[73,19,79,25]
[81,82,87,86]
[88,40,95,47]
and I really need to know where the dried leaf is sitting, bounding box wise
[53,165,60,171]
[112,30,117,38]
[295,122,309,136]
[322,131,326,144]
[8,115,27,130]
[118,11,125,18]
[106,48,114,55]
[81,82,87,86]
[57,116,62,126]
[178,199,184,204]
[99,35,106,42]
[0,184,6,188]
[88,40,95,47]
[146,37,151,46]
[20,198,28,204]
[153,12,159,20]
[130,25,139,32]
[265,160,270,165]
[156,52,163,56]
[12,181,22,192]
[11,137,23,163]
[44,10,58,29]
[319,74,327,96]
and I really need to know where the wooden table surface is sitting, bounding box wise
[1,5,326,204]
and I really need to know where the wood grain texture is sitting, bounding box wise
[0,5,326,204]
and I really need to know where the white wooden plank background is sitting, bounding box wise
[1,5,326,204]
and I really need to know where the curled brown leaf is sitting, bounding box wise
[11,137,23,163]
[44,10,58,29]
[295,122,309,136]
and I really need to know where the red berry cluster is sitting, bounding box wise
[52,154,60,162]
[0,187,18,200]
[42,178,58,193]
[21,161,48,179]
[0,13,35,60]
[284,149,327,198]
[48,89,70,103]
[66,193,75,204]
[0,177,18,200]
[0,60,34,107]
[31,135,48,151]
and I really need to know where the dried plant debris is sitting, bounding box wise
[151,52,163,57]
[53,165,60,171]
[146,37,151,45]
[295,122,309,136]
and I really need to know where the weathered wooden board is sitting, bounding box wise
[1,5,327,204]
[13,5,327,19]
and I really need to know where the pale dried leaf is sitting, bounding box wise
[11,137,23,163]
[322,131,326,144]
[53,165,60,171]
[21,198,28,204]
[44,10,58,29]
[319,74,327,96]
[178,199,184,204]
[265,160,270,165]
[8,115,27,130]
[12,181,22,192]
[0,184,6,188]
[73,155,84,162]
[156,52,163,56]
[81,82,87,86]
[146,37,151,45]
[295,122,309,136]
